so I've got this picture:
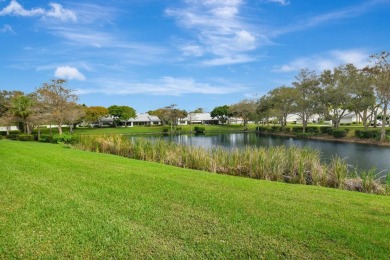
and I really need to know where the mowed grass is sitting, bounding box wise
[0,140,389,258]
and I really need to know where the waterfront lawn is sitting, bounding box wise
[0,140,389,258]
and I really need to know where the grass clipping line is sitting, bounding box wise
[75,135,389,195]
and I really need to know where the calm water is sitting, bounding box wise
[142,133,390,177]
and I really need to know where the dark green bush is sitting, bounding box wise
[326,128,334,135]
[52,133,75,144]
[38,134,53,143]
[320,126,333,134]
[306,126,319,133]
[292,126,303,133]
[293,126,319,133]
[284,127,291,132]
[332,130,347,138]
[355,129,381,139]
[6,134,19,140]
[162,128,169,133]
[0,130,20,136]
[18,134,35,141]
[255,126,268,132]
[271,126,282,132]
[194,126,205,134]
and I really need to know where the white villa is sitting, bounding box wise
[96,113,161,127]
[178,113,220,125]
[127,113,161,126]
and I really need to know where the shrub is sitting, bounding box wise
[332,129,347,138]
[18,134,35,141]
[162,128,169,133]
[255,126,268,132]
[194,126,205,134]
[5,134,19,140]
[326,128,334,135]
[355,129,381,139]
[292,126,318,133]
[271,126,282,132]
[38,134,53,143]
[284,127,291,133]
[320,126,333,134]
[306,126,319,133]
[292,126,303,133]
[52,133,75,144]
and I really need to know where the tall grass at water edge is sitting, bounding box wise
[75,135,389,195]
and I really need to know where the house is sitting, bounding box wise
[178,113,220,125]
[339,111,358,124]
[286,114,321,124]
[127,113,161,126]
[0,126,18,132]
[96,113,161,127]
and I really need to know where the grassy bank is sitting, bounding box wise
[1,140,389,258]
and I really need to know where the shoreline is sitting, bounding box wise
[253,131,390,147]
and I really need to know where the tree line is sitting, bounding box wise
[221,51,390,143]
[1,51,389,142]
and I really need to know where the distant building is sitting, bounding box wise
[127,113,161,126]
[0,126,18,132]
[178,113,220,125]
[96,113,161,127]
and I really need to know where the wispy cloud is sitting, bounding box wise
[272,0,388,36]
[0,0,77,22]
[274,49,370,72]
[0,24,15,34]
[265,0,290,6]
[166,0,263,66]
[76,76,246,96]
[55,66,86,81]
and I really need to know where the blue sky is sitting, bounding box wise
[1,0,389,113]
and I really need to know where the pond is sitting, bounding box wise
[138,133,390,178]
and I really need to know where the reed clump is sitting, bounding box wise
[75,135,388,195]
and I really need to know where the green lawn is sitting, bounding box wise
[1,140,389,258]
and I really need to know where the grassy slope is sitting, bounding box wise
[0,140,389,258]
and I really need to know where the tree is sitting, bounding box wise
[256,95,274,126]
[108,105,136,127]
[10,93,36,134]
[228,99,257,128]
[292,69,322,133]
[368,51,390,142]
[320,64,355,129]
[210,105,230,124]
[347,66,376,129]
[0,90,22,135]
[85,106,109,126]
[191,107,205,113]
[267,86,297,130]
[36,79,82,135]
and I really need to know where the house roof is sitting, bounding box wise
[182,113,218,121]
[128,113,161,122]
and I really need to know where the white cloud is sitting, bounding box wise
[76,76,246,96]
[0,0,44,16]
[166,0,263,66]
[0,24,15,34]
[45,3,77,22]
[274,49,370,73]
[0,0,76,22]
[54,66,86,81]
[265,0,290,6]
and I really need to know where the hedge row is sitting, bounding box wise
[0,133,75,143]
[355,129,390,139]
